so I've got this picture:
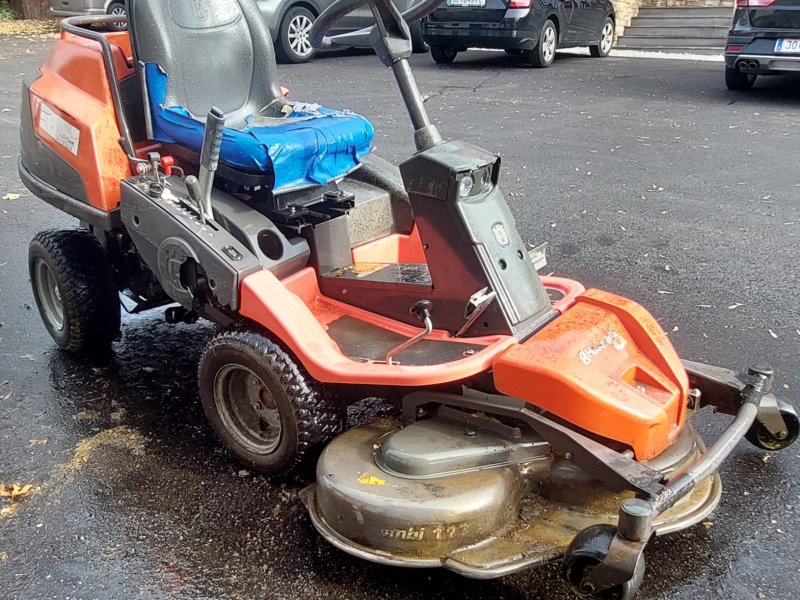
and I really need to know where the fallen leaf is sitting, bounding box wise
[73,410,98,421]
[671,326,679,333]
[728,303,743,310]
[761,453,772,463]
[2,193,20,201]
[0,483,34,501]
[0,390,11,401]
[697,304,713,309]
[768,329,778,339]
[19,354,35,361]
[28,439,48,447]
[702,520,713,528]
[795,328,800,337]
[0,551,7,561]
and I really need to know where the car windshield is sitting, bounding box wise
[749,0,800,29]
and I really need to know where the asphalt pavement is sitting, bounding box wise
[1,36,799,600]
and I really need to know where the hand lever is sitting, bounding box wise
[198,106,225,222]
[386,300,434,365]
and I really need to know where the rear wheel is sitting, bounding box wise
[276,6,317,64]
[106,1,127,32]
[725,65,756,90]
[198,330,345,477]
[431,45,458,64]
[524,19,557,68]
[28,229,120,354]
[590,17,614,58]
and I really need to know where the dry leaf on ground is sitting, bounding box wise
[0,483,34,501]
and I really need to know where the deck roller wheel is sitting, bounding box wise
[563,524,645,600]
[198,330,345,477]
[746,400,800,451]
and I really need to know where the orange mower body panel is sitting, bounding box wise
[493,288,690,460]
[27,30,133,212]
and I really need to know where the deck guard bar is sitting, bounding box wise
[493,289,689,460]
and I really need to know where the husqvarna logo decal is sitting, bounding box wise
[578,330,628,365]
[191,0,209,19]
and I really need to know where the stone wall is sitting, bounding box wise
[611,0,644,38]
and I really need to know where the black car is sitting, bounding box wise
[725,0,800,90]
[421,0,615,67]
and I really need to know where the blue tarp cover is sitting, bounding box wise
[145,64,374,191]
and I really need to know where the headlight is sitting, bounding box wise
[459,174,474,197]
[479,168,492,192]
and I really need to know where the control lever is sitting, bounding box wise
[456,287,497,337]
[386,300,433,365]
[198,106,225,222]
[184,175,206,224]
[146,152,162,185]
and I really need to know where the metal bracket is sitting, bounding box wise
[402,388,666,496]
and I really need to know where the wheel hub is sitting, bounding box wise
[213,364,282,454]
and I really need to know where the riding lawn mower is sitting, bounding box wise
[19,0,798,597]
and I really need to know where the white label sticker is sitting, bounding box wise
[39,104,80,156]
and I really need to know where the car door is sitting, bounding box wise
[338,0,427,33]
[51,0,86,12]
[567,0,595,43]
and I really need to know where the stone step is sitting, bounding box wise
[624,25,730,37]
[614,46,724,55]
[637,7,734,17]
[630,16,732,27]
[617,35,726,47]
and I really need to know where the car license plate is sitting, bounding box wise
[447,0,486,6]
[775,38,800,53]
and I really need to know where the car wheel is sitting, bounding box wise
[725,65,756,91]
[431,45,458,64]
[524,19,557,68]
[276,6,317,64]
[590,17,614,58]
[106,1,127,32]
[410,22,430,54]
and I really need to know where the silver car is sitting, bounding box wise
[50,0,429,63]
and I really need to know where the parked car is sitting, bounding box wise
[50,0,127,30]
[724,0,800,90]
[258,0,429,63]
[49,0,429,64]
[421,0,615,67]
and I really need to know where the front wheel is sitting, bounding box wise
[431,45,458,64]
[590,17,614,58]
[524,19,557,68]
[276,6,317,64]
[725,65,756,91]
[198,330,345,477]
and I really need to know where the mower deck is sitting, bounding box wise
[301,418,721,579]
